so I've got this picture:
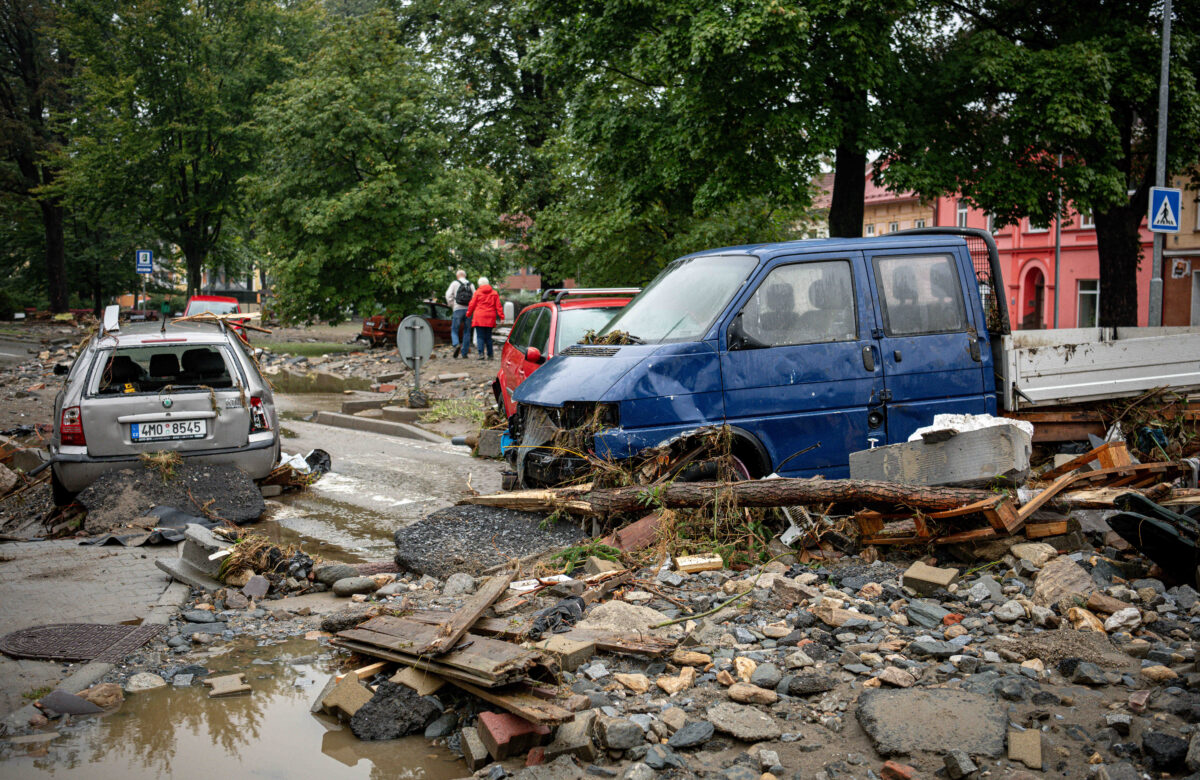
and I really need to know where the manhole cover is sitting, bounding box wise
[0,623,165,663]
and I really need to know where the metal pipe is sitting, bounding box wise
[1148,0,1172,327]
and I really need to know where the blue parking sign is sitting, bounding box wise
[1149,187,1182,233]
[135,249,153,274]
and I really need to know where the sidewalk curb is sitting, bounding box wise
[2,581,189,732]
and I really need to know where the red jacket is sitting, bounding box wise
[467,284,504,328]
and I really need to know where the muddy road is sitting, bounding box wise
[261,394,504,563]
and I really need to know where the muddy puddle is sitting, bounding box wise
[1,638,463,780]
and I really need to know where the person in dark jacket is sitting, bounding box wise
[466,277,504,360]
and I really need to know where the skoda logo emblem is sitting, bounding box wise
[162,398,173,409]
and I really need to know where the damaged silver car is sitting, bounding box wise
[49,312,279,505]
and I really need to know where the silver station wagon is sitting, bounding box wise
[49,316,280,504]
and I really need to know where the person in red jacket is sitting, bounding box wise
[466,277,505,360]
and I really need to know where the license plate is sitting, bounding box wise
[131,420,207,442]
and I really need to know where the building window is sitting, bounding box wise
[865,223,875,237]
[914,218,927,229]
[1027,218,1049,233]
[1080,211,1095,229]
[956,200,969,228]
[985,213,997,233]
[888,221,899,233]
[1195,198,1200,231]
[1077,280,1099,327]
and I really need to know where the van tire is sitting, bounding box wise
[50,468,76,507]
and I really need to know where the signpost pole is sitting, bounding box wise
[411,324,421,391]
[1148,0,1172,327]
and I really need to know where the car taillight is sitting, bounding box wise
[249,396,270,433]
[61,406,86,446]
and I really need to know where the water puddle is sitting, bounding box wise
[1,638,464,780]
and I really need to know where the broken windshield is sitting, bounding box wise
[597,255,759,344]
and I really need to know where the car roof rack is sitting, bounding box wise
[541,287,641,304]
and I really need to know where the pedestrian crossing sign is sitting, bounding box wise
[1149,187,1181,233]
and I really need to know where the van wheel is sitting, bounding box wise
[676,455,753,483]
[50,469,76,507]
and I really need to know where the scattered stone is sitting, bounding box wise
[728,682,778,705]
[425,711,459,739]
[1011,542,1057,567]
[1142,731,1187,772]
[1142,665,1178,683]
[707,702,781,742]
[314,562,359,585]
[182,609,217,623]
[943,749,978,779]
[79,683,124,709]
[242,575,270,600]
[333,576,379,597]
[595,717,644,750]
[733,656,757,681]
[993,600,1025,622]
[856,689,1006,757]
[901,561,958,595]
[1067,607,1105,632]
[1008,729,1042,770]
[657,667,695,695]
[462,727,491,771]
[643,744,684,770]
[533,636,595,673]
[875,667,916,688]
[546,711,597,762]
[671,650,711,666]
[444,572,477,596]
[125,673,167,693]
[1070,662,1109,686]
[788,672,837,696]
[906,600,950,629]
[667,720,714,749]
[321,674,373,720]
[1032,557,1096,607]
[613,674,650,694]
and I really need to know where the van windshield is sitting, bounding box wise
[598,255,758,344]
[91,345,236,394]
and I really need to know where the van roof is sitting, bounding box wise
[686,233,966,262]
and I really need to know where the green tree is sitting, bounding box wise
[1,0,72,311]
[880,0,1200,326]
[530,0,916,243]
[393,0,564,283]
[248,10,500,323]
[59,0,304,296]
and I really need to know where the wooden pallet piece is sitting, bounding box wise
[420,571,514,656]
[1023,521,1070,539]
[986,499,1024,534]
[855,511,886,536]
[1041,441,1132,480]
[447,679,574,726]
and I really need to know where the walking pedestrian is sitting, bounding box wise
[445,269,474,358]
[466,276,504,361]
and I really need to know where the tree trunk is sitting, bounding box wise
[1093,200,1146,327]
[183,241,204,297]
[466,479,994,516]
[39,200,69,313]
[829,141,866,239]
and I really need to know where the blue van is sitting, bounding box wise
[509,229,1009,487]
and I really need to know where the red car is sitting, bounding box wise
[494,288,638,418]
[360,300,453,347]
[184,295,249,342]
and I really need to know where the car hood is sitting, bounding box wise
[511,341,718,407]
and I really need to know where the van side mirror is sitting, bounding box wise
[728,313,750,351]
[526,346,545,364]
[54,362,71,376]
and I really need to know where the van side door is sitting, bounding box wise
[862,247,989,441]
[719,252,885,477]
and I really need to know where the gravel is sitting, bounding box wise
[392,505,587,578]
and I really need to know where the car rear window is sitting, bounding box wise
[556,307,623,350]
[91,345,235,394]
[186,300,240,315]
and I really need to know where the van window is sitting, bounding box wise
[599,255,758,344]
[91,345,235,394]
[873,254,967,336]
[739,261,857,346]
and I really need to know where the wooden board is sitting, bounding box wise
[447,679,574,726]
[418,572,514,656]
[1023,521,1070,539]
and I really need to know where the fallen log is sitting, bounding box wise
[463,478,994,516]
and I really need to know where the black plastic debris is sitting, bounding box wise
[1107,492,1200,583]
[527,596,585,641]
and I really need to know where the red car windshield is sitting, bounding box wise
[556,306,624,351]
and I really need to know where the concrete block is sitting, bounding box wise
[180,524,231,576]
[901,561,959,595]
[582,556,623,576]
[321,675,373,721]
[155,557,223,591]
[533,636,596,672]
[391,666,445,696]
[1008,729,1042,770]
[545,710,597,762]
[849,424,1031,487]
[475,428,504,459]
[461,726,491,771]
[311,411,445,443]
[477,711,551,760]
[381,406,422,423]
[341,397,390,415]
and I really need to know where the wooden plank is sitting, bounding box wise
[1039,444,1107,480]
[856,511,885,535]
[421,571,514,656]
[448,679,574,726]
[1017,471,1083,521]
[674,554,723,573]
[912,513,930,537]
[934,527,998,544]
[985,499,1023,534]
[581,572,632,605]
[1023,521,1070,539]
[335,661,389,683]
[1096,441,1132,469]
[453,615,678,657]
[331,639,502,688]
[926,496,1002,520]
